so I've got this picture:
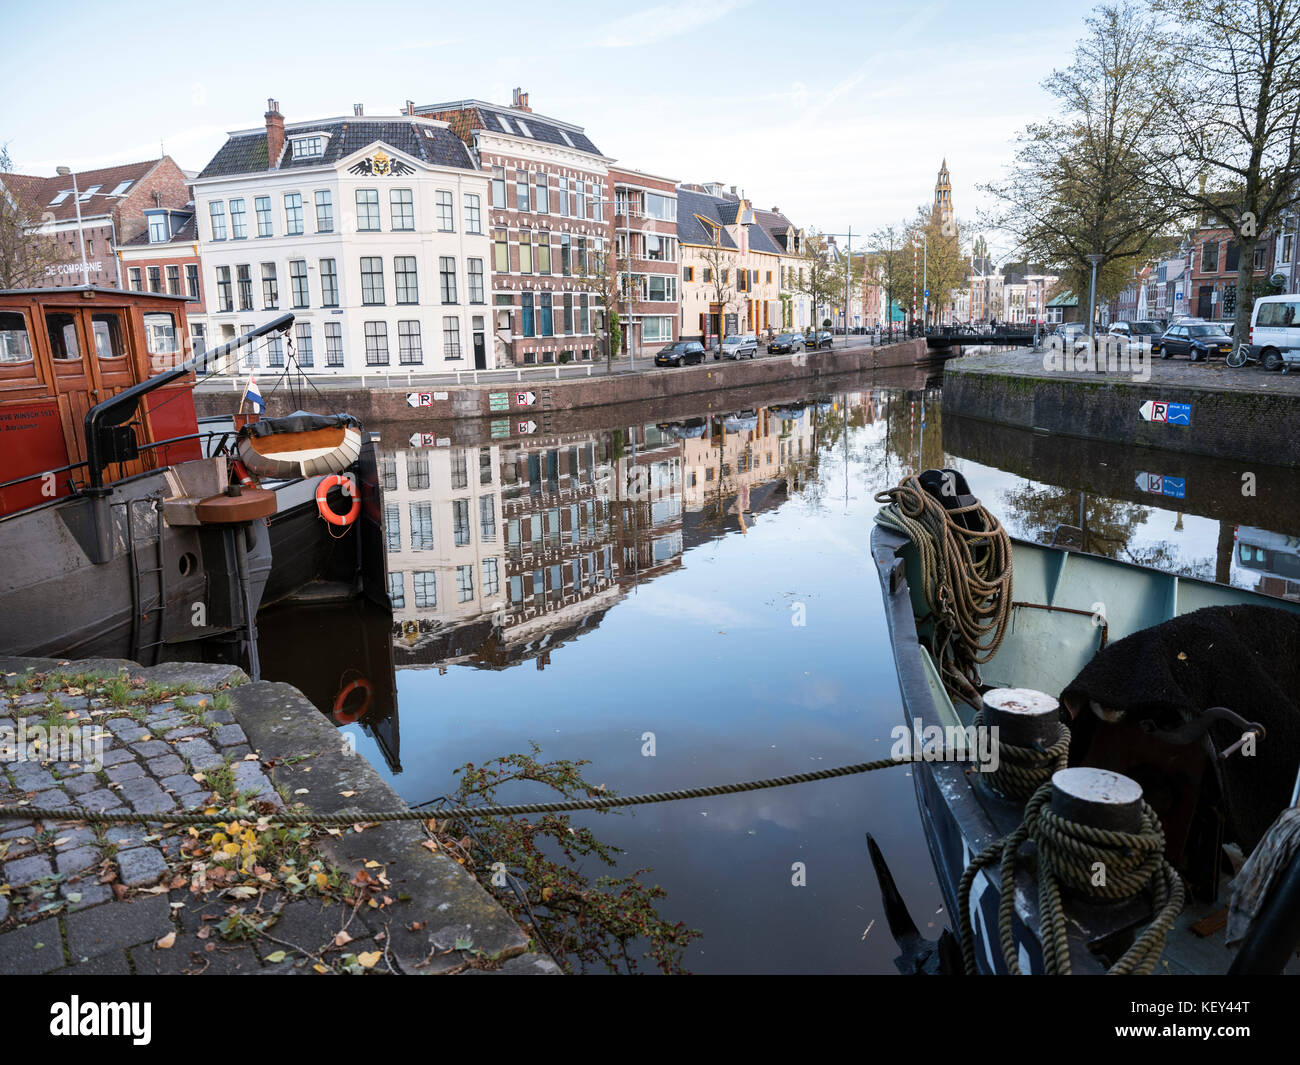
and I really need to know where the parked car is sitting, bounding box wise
[1054,322,1087,340]
[1156,322,1233,361]
[717,333,759,360]
[1108,320,1163,340]
[654,340,707,367]
[1248,294,1300,372]
[806,330,834,350]
[767,332,805,354]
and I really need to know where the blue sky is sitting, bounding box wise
[2,0,1098,242]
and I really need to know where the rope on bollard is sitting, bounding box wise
[0,753,963,827]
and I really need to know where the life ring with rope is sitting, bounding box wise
[316,474,360,526]
[332,677,372,725]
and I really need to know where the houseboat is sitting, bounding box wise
[0,286,384,676]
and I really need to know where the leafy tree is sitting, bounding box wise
[698,237,736,351]
[869,225,912,332]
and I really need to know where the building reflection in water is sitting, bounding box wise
[379,399,851,672]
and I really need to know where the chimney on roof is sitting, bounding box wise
[353,103,364,117]
[265,99,284,170]
[405,99,415,115]
[512,87,531,112]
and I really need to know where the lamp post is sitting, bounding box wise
[56,166,90,287]
[1086,253,1104,341]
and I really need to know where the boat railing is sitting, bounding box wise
[82,313,294,495]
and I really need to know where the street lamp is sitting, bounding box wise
[56,166,90,287]
[1085,253,1104,341]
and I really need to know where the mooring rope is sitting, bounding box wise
[873,474,1014,708]
[957,782,1185,975]
[976,712,1071,802]
[0,754,963,826]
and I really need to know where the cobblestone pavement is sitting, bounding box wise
[0,662,556,975]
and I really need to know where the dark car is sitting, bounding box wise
[767,332,805,354]
[1156,323,1233,361]
[806,331,833,350]
[654,340,706,367]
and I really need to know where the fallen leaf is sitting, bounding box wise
[364,860,381,869]
[340,791,356,798]
[313,963,329,974]
[265,950,287,963]
[244,753,258,761]
[294,788,309,795]
[333,930,353,947]
[357,950,382,969]
[196,925,211,940]
[156,931,176,950]
[1177,651,1188,661]
[421,840,438,852]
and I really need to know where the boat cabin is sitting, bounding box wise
[0,287,203,517]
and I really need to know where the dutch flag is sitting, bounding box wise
[243,372,264,414]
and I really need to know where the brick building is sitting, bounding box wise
[0,157,191,288]
[414,90,613,366]
[117,209,208,354]
[1188,216,1271,323]
[610,166,679,357]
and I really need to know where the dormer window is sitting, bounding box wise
[147,212,169,243]
[291,134,327,159]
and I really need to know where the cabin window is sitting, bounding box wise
[91,313,126,359]
[0,312,32,363]
[143,312,178,356]
[46,312,81,360]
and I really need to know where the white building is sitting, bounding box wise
[192,100,493,375]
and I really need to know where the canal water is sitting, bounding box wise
[251,362,1300,974]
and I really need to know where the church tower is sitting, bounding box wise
[934,159,953,224]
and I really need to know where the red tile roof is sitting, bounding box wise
[0,159,169,222]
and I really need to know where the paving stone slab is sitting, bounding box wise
[146,754,185,778]
[59,881,113,911]
[77,789,128,813]
[213,724,247,747]
[107,762,145,783]
[98,748,136,768]
[176,737,224,771]
[117,847,168,887]
[64,894,173,961]
[159,773,203,795]
[106,719,148,742]
[31,788,70,808]
[163,726,205,741]
[131,740,171,759]
[129,937,262,975]
[55,846,99,876]
[10,767,57,791]
[0,918,64,974]
[118,778,175,814]
[52,952,131,975]
[64,774,100,796]
[3,854,53,886]
[52,827,97,849]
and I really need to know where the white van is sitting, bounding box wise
[1249,294,1300,371]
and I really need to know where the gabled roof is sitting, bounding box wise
[196,118,475,180]
[414,100,603,156]
[0,158,170,222]
[753,206,800,253]
[675,186,783,255]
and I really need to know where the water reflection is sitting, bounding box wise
[249,372,1300,972]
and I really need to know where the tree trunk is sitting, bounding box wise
[1234,233,1256,346]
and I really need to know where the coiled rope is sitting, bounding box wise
[0,754,958,826]
[977,713,1071,801]
[874,474,1014,707]
[957,782,1185,975]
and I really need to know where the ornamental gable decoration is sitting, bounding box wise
[348,149,415,176]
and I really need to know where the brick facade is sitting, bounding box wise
[610,167,679,356]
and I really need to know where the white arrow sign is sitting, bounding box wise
[518,420,537,435]
[409,432,422,446]
[516,390,537,407]
[406,392,432,408]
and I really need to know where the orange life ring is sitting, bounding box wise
[332,677,372,724]
[316,474,360,526]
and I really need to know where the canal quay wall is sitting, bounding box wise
[196,338,928,425]
[943,349,1300,467]
[0,656,555,975]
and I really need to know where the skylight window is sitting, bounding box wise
[78,185,102,201]
[515,118,533,138]
[558,130,574,148]
[496,114,514,134]
[110,179,134,195]
[48,190,72,206]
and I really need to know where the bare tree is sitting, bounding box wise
[1152,0,1300,336]
[0,146,65,289]
[587,236,623,374]
[984,3,1175,312]
[870,224,913,335]
[788,229,841,334]
[698,238,736,353]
